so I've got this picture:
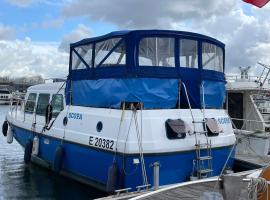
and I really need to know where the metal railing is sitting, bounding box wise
[226,75,261,82]
[231,117,270,123]
[231,118,269,133]
[226,75,270,85]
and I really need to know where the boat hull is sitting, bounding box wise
[11,123,235,191]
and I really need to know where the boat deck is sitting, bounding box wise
[96,170,256,200]
[96,179,220,200]
[138,180,219,200]
[133,170,254,200]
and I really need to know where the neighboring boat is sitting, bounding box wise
[0,86,12,105]
[226,64,270,158]
[3,30,236,192]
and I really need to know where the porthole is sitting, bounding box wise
[96,121,103,132]
[63,117,68,126]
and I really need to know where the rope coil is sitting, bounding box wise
[248,177,268,200]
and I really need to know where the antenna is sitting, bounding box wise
[238,66,251,79]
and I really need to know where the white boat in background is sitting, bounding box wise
[0,86,12,105]
[226,64,270,157]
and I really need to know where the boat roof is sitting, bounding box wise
[27,82,65,93]
[226,75,270,91]
[71,29,225,47]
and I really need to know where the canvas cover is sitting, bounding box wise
[66,30,226,109]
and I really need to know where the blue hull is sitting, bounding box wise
[11,124,235,191]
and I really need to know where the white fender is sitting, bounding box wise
[7,126,13,144]
[32,136,39,155]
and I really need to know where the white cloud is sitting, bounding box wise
[59,24,91,52]
[193,7,270,74]
[0,24,15,40]
[62,0,236,29]
[4,0,270,77]
[61,0,270,75]
[0,38,68,78]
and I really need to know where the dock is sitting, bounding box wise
[134,179,220,200]
[96,170,258,200]
[96,178,220,200]
[96,154,267,200]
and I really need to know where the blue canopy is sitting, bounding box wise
[66,30,226,109]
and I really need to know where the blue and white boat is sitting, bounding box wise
[4,30,236,192]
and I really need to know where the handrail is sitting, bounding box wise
[226,75,260,80]
[181,82,196,135]
[226,75,270,84]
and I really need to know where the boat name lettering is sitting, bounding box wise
[89,136,114,150]
[68,112,82,120]
[218,117,230,124]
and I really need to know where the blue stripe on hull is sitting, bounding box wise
[12,125,235,191]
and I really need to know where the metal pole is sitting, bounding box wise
[153,162,160,190]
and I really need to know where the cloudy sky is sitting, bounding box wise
[0,0,269,78]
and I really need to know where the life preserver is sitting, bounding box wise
[53,145,64,173]
[2,121,8,137]
[24,140,33,163]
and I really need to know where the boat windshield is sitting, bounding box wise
[70,31,224,72]
[139,37,175,67]
[72,37,126,69]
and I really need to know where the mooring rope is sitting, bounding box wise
[113,102,126,163]
[248,177,268,200]
[122,110,139,176]
[133,104,148,186]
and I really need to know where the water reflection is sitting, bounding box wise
[0,105,105,199]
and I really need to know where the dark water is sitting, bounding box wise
[0,105,106,200]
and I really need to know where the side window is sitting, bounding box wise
[25,93,37,113]
[72,44,93,70]
[36,94,50,116]
[51,94,64,117]
[202,42,224,72]
[139,37,175,67]
[95,38,126,67]
[179,39,198,68]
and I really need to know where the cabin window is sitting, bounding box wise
[51,94,64,117]
[202,43,223,72]
[95,38,126,67]
[36,94,50,116]
[0,90,10,94]
[25,93,37,113]
[179,39,198,68]
[139,37,175,67]
[72,44,93,69]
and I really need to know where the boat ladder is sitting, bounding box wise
[195,138,213,179]
[195,83,213,178]
[182,82,213,179]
